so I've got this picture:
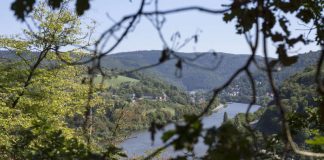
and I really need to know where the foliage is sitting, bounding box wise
[220,51,321,105]
[256,65,324,155]
[11,0,90,20]
[101,51,261,90]
[91,72,212,142]
[0,1,126,159]
[3,0,324,159]
[93,75,139,88]
[0,56,91,159]
[203,122,254,160]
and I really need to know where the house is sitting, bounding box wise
[141,93,155,100]
[127,93,136,103]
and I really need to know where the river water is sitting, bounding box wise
[120,103,260,159]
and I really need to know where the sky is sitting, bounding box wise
[0,0,321,57]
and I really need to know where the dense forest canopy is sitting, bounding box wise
[0,0,323,159]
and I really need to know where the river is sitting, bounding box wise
[120,103,261,159]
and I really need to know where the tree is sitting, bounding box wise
[0,53,92,159]
[2,0,103,142]
[1,0,91,108]
[223,112,229,123]
[3,0,324,159]
[0,1,113,159]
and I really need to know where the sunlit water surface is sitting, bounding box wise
[120,103,261,159]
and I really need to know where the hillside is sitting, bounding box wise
[228,65,324,157]
[92,72,218,142]
[216,51,321,103]
[93,75,139,88]
[1,50,320,92]
[101,51,262,90]
[0,51,215,153]
[256,65,321,135]
[101,50,321,91]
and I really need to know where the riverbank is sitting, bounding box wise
[120,103,261,158]
[118,103,225,143]
[211,103,225,112]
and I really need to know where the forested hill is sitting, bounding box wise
[91,72,211,140]
[101,50,262,90]
[0,50,320,91]
[101,50,321,91]
[0,52,215,157]
[220,50,321,103]
[256,65,322,138]
[230,65,324,156]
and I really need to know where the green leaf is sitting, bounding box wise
[271,32,284,42]
[269,59,279,68]
[175,60,182,69]
[76,0,90,16]
[279,17,290,36]
[281,55,298,66]
[296,9,314,23]
[306,136,324,145]
[159,49,170,63]
[48,0,64,9]
[277,44,298,66]
[286,35,306,47]
[11,0,36,21]
[162,130,176,142]
[223,13,235,22]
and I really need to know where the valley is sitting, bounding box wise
[1,0,323,159]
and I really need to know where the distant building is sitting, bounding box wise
[142,93,155,100]
[154,91,168,101]
[190,97,195,104]
[162,91,167,101]
[198,97,206,104]
[127,93,136,103]
[266,92,274,98]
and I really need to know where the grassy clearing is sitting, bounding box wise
[141,107,175,117]
[161,107,176,116]
[93,75,139,88]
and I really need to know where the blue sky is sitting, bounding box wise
[0,0,320,57]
